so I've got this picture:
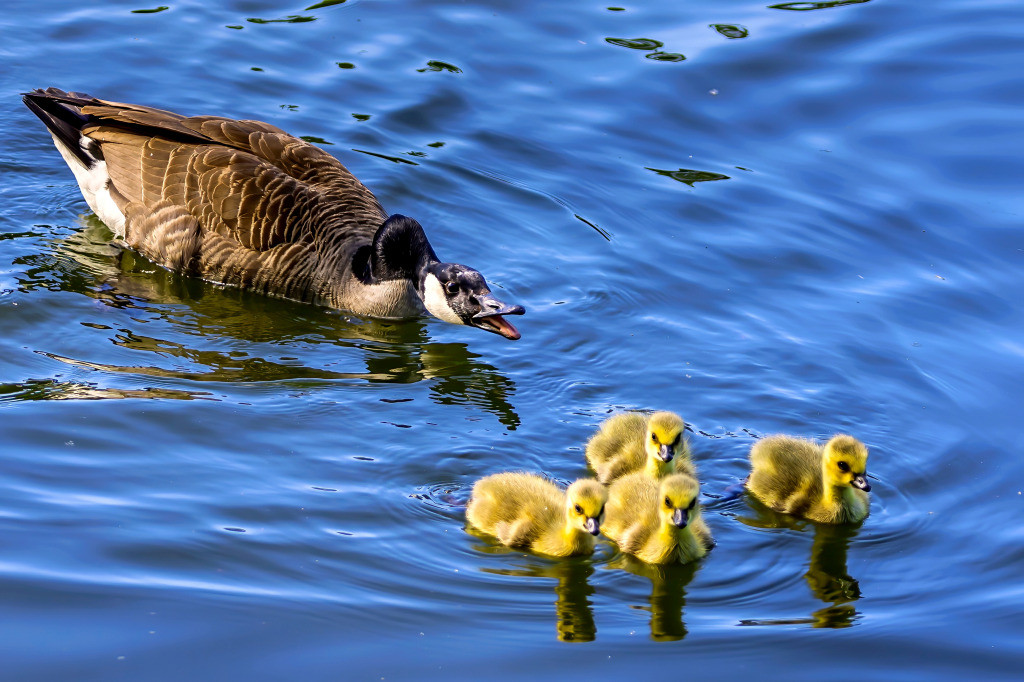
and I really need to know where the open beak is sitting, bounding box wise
[584,517,600,536]
[671,508,688,529]
[851,474,871,492]
[471,295,525,340]
[657,443,674,463]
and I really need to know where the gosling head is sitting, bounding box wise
[658,473,700,529]
[823,435,871,492]
[646,412,686,464]
[565,479,607,536]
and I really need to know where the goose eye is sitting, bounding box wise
[444,280,459,295]
[574,504,583,514]
[837,461,850,472]
[664,496,672,508]
[672,434,681,446]
[651,434,658,442]
[688,498,697,510]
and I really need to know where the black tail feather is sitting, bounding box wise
[22,88,101,167]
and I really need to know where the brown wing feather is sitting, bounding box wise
[50,91,390,305]
[123,200,201,271]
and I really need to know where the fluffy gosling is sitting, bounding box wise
[747,434,871,524]
[585,411,693,485]
[466,472,607,557]
[602,472,712,565]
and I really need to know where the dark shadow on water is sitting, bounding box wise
[646,167,731,187]
[10,217,519,428]
[769,0,871,11]
[246,15,316,24]
[605,37,664,51]
[605,37,686,62]
[305,0,347,10]
[607,553,699,641]
[710,24,749,39]
[737,499,863,628]
[417,60,462,74]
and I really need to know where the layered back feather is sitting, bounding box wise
[24,88,390,310]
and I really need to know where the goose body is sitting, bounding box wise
[466,473,607,557]
[747,434,871,524]
[602,472,712,565]
[22,88,523,338]
[585,411,693,485]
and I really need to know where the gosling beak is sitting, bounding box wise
[471,294,525,340]
[584,517,600,536]
[671,508,688,529]
[657,443,674,463]
[851,474,871,492]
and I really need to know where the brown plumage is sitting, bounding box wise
[22,88,524,338]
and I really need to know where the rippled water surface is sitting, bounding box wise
[1,0,1022,679]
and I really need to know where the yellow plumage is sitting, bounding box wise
[602,472,712,564]
[746,434,871,524]
[466,472,607,557]
[584,411,693,484]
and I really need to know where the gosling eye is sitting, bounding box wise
[672,434,681,447]
[664,496,672,508]
[688,498,697,510]
[598,505,605,517]
[837,461,850,472]
[574,504,583,515]
[444,280,459,295]
[651,434,658,443]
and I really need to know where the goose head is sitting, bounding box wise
[368,214,524,339]
[419,262,524,340]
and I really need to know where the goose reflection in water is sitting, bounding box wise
[478,556,598,643]
[11,216,519,427]
[737,503,863,628]
[607,553,699,641]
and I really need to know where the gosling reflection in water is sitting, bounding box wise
[803,522,862,628]
[30,216,520,426]
[738,504,863,628]
[607,553,698,641]
[476,555,598,643]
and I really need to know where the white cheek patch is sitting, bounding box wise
[422,274,465,325]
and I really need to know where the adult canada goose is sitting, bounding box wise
[22,88,524,339]
[746,434,871,524]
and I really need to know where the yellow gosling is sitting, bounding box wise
[466,473,607,557]
[585,411,693,485]
[603,472,712,565]
[747,434,871,524]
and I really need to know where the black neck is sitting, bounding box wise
[357,214,439,284]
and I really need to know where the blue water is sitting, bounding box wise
[2,0,1022,679]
